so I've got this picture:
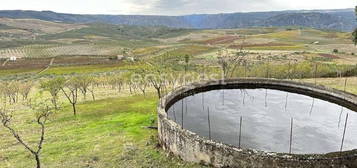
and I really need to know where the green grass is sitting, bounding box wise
[0,68,39,76]
[246,44,306,51]
[42,24,192,42]
[152,45,215,63]
[41,63,143,75]
[133,46,163,56]
[302,77,357,95]
[0,61,145,78]
[253,28,351,45]
[0,93,204,168]
[0,63,133,77]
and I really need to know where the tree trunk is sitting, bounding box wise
[35,154,41,168]
[52,98,58,110]
[72,103,76,116]
[91,92,95,101]
[156,88,161,98]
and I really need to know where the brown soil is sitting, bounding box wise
[0,56,121,70]
[203,36,240,45]
[229,43,291,48]
[318,53,339,59]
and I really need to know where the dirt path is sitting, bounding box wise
[2,59,9,66]
[49,57,55,66]
[38,57,55,74]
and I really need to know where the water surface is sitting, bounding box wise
[166,89,357,154]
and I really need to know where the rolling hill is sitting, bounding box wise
[0,17,86,34]
[0,9,355,31]
[0,18,194,49]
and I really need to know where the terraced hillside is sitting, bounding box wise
[0,19,356,77]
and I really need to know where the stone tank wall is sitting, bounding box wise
[157,78,357,168]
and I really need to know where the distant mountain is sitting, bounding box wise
[0,9,355,31]
[263,12,355,31]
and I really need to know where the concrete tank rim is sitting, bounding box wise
[158,78,357,159]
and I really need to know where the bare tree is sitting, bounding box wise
[40,77,66,110]
[61,78,80,116]
[0,102,55,168]
[109,75,124,93]
[19,81,33,101]
[76,75,94,101]
[132,71,148,96]
[184,54,190,73]
[146,67,166,98]
[1,81,20,104]
[217,48,248,79]
[166,71,181,89]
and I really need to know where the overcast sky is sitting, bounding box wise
[1,0,356,15]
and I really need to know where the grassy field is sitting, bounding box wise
[302,77,357,94]
[41,63,135,75]
[0,68,39,76]
[1,76,356,168]
[0,92,203,168]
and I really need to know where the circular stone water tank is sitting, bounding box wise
[158,78,357,168]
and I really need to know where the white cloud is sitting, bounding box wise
[0,0,355,15]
